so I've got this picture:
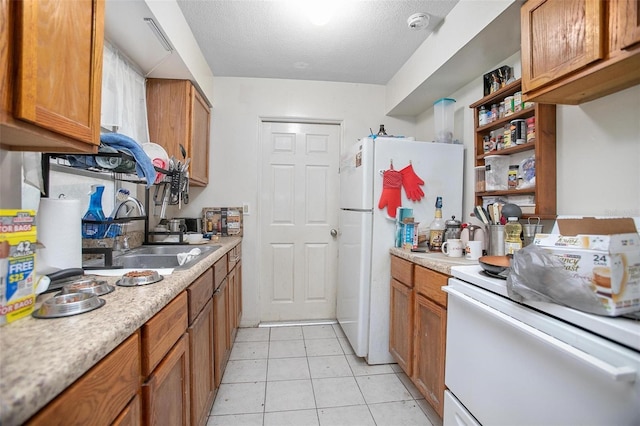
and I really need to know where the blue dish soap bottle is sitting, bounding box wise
[82,184,106,238]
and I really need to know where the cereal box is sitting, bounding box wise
[0,210,37,325]
[534,217,640,316]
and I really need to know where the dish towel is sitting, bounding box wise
[101,133,156,188]
[177,248,202,266]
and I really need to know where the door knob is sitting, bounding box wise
[330,229,338,237]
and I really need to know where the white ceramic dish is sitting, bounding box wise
[141,142,170,183]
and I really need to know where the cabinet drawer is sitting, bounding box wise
[390,256,414,287]
[187,268,213,324]
[415,266,448,308]
[28,332,140,425]
[214,255,228,289]
[142,292,188,377]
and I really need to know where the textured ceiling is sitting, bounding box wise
[176,0,460,85]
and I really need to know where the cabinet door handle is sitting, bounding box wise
[445,287,637,383]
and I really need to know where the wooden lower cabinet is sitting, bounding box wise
[389,255,449,419]
[27,332,141,426]
[236,259,242,327]
[141,292,190,426]
[213,277,229,387]
[113,395,142,426]
[389,278,414,375]
[142,334,190,426]
[188,298,215,426]
[228,266,238,346]
[28,244,243,426]
[413,293,447,416]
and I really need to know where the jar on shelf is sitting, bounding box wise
[479,106,488,126]
[498,101,505,119]
[503,123,512,148]
[490,104,499,122]
[508,165,519,189]
[526,117,536,143]
[504,96,514,116]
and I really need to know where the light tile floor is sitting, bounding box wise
[207,324,441,426]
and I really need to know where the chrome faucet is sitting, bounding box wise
[114,235,130,253]
[114,196,146,219]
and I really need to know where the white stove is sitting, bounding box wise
[451,264,640,351]
[443,265,640,426]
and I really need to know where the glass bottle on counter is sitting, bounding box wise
[428,196,445,252]
[504,217,522,254]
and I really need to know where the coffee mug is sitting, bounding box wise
[442,239,463,257]
[465,240,483,260]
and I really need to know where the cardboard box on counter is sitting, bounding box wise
[534,217,640,315]
[202,207,243,237]
[0,210,37,325]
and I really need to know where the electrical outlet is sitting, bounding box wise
[242,203,250,215]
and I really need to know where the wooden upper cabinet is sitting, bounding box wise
[521,0,605,94]
[0,0,104,152]
[521,0,640,104]
[190,88,210,186]
[612,0,640,52]
[146,79,211,186]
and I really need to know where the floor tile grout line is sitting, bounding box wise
[262,327,271,419]
[304,351,321,426]
[211,325,433,425]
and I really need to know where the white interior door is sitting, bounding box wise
[260,121,340,321]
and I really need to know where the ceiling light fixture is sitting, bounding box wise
[301,0,339,26]
[144,17,174,52]
[407,12,430,31]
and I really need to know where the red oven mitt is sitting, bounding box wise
[378,168,403,218]
[400,163,425,201]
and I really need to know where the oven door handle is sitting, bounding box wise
[445,287,637,383]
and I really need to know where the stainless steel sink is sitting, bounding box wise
[85,244,222,271]
[130,245,221,256]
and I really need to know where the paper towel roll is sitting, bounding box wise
[37,198,82,274]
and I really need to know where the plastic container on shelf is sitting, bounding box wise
[434,98,455,143]
[484,155,509,191]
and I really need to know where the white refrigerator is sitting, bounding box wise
[338,136,463,364]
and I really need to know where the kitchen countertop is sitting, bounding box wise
[389,247,479,274]
[0,237,241,426]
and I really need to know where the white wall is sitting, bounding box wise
[178,77,417,326]
[555,85,640,217]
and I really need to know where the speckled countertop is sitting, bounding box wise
[389,247,479,274]
[0,237,241,426]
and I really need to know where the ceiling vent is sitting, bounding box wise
[407,12,430,30]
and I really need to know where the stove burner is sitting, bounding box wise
[480,270,507,280]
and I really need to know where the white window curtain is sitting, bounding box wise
[101,40,149,143]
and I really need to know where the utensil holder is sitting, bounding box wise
[488,224,505,256]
